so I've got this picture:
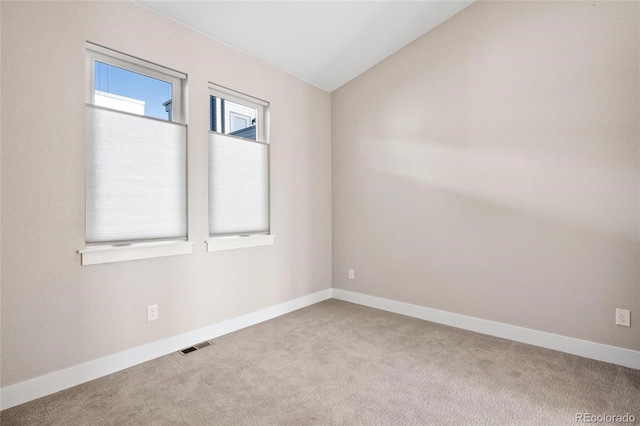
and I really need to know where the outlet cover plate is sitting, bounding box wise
[616,309,630,327]
[148,304,159,322]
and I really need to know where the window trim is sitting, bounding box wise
[81,43,190,265]
[207,84,272,250]
[79,241,194,266]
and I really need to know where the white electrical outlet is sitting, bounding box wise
[148,304,159,322]
[348,269,355,280]
[615,309,630,327]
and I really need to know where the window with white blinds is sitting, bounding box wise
[84,44,188,251]
[208,85,270,243]
[86,106,187,244]
[209,134,269,235]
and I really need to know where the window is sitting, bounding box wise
[87,45,183,122]
[210,94,258,139]
[80,43,191,265]
[207,84,273,251]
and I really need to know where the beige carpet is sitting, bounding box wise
[2,299,638,425]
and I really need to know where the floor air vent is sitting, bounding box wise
[179,341,213,355]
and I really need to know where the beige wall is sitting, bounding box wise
[332,1,639,351]
[0,1,332,387]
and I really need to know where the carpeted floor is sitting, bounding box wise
[2,299,639,425]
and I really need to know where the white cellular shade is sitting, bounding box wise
[209,133,269,235]
[86,105,187,243]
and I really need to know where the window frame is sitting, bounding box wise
[206,83,273,252]
[208,84,268,141]
[85,42,186,123]
[80,43,192,265]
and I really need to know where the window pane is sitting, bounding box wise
[95,61,173,121]
[210,96,257,140]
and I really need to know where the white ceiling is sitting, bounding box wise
[135,1,474,92]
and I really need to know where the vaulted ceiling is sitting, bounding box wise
[135,1,474,92]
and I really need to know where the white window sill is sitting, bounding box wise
[206,234,275,252]
[79,241,194,266]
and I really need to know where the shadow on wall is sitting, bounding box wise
[363,135,637,244]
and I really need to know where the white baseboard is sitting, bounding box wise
[331,288,640,370]
[3,287,637,411]
[0,288,332,411]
